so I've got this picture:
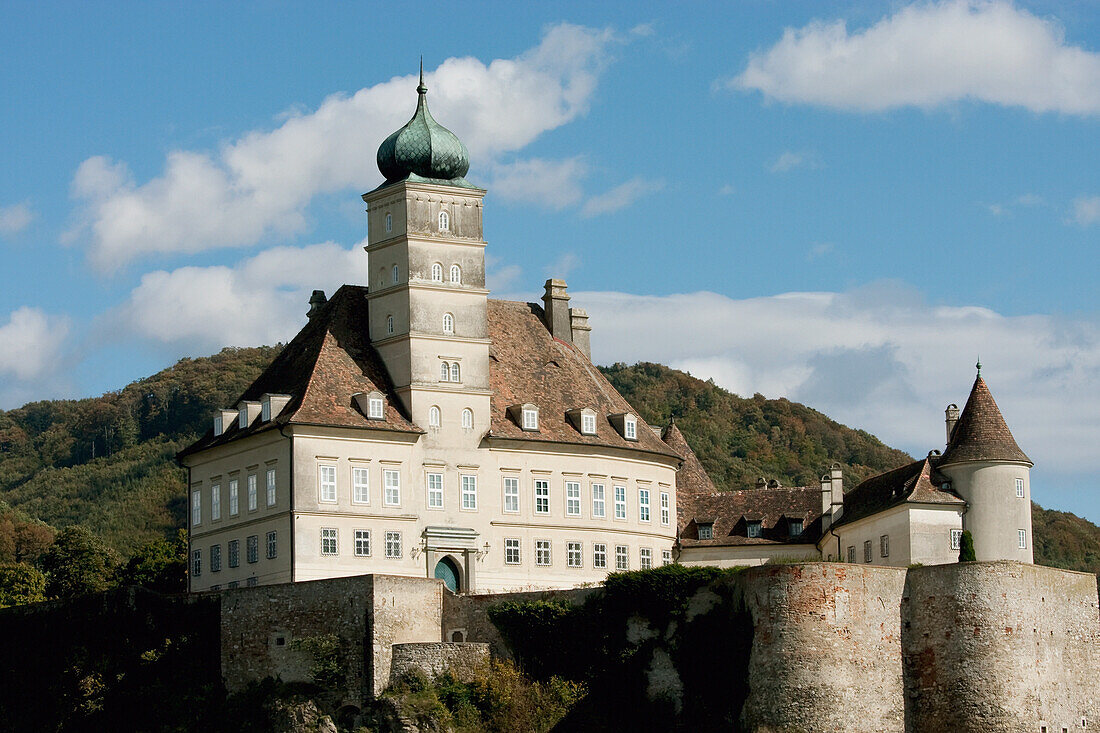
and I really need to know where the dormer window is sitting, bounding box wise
[238,407,248,429]
[624,415,637,440]
[214,415,224,436]
[698,523,713,540]
[368,396,384,420]
[431,263,443,282]
[747,521,763,539]
[581,412,596,435]
[261,401,270,422]
[439,209,449,231]
[449,264,461,284]
[788,519,803,537]
[567,407,598,436]
[523,407,538,431]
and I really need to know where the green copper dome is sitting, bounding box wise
[376,69,474,188]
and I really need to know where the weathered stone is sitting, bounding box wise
[390,642,489,685]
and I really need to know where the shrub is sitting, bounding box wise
[959,530,976,562]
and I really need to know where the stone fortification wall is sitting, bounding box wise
[903,561,1099,733]
[390,642,490,685]
[367,574,445,695]
[737,563,908,733]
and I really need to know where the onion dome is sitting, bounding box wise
[376,63,474,188]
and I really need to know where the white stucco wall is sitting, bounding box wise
[940,461,1033,563]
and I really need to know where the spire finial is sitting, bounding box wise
[417,57,426,95]
[976,357,982,377]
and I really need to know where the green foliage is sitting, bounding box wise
[1033,502,1100,575]
[39,525,120,599]
[0,501,54,564]
[116,529,188,594]
[0,561,46,607]
[958,530,976,562]
[291,633,346,690]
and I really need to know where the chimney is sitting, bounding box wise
[755,476,768,489]
[821,474,833,531]
[829,463,844,521]
[542,279,571,343]
[945,403,960,444]
[570,308,592,359]
[307,290,327,319]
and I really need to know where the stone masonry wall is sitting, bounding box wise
[737,563,908,733]
[367,575,445,696]
[903,561,1099,733]
[390,642,490,685]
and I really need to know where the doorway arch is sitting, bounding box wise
[433,556,462,593]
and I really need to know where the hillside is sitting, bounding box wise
[0,345,1097,576]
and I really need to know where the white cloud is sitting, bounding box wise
[70,23,618,272]
[768,150,819,173]
[577,284,1100,478]
[1072,195,1100,226]
[731,1,1100,114]
[984,193,1045,217]
[0,307,71,381]
[0,202,35,236]
[490,157,587,209]
[581,177,665,217]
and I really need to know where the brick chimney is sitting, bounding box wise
[542,279,571,343]
[570,308,591,359]
[307,290,327,319]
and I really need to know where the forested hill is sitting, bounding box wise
[0,346,1096,575]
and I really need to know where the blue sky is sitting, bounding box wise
[1,1,1098,520]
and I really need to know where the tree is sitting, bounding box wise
[117,530,187,594]
[40,526,119,599]
[0,562,47,607]
[958,530,976,562]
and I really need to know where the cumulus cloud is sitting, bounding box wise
[581,177,665,217]
[0,202,35,236]
[730,1,1100,114]
[0,307,71,381]
[1072,195,1100,226]
[70,23,618,271]
[577,284,1100,477]
[490,157,588,209]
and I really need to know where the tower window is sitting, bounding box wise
[450,362,460,382]
[439,209,450,231]
[392,264,399,284]
[461,408,473,429]
[450,264,461,284]
[1018,529,1027,549]
[386,315,394,335]
[385,213,392,233]
[1015,478,1025,498]
[443,313,454,334]
[429,405,441,428]
[440,362,450,381]
[431,263,443,282]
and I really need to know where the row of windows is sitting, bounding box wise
[439,361,461,382]
[319,528,404,559]
[192,467,277,527]
[192,531,277,576]
[842,528,1029,563]
[516,405,637,440]
[503,539,673,570]
[384,312,458,337]
[427,405,474,429]
[381,209,453,235]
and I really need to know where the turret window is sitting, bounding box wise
[450,264,461,284]
[461,408,473,429]
[429,406,441,428]
[439,210,450,231]
[443,313,454,334]
[1018,529,1027,549]
[431,263,443,282]
[1015,478,1025,498]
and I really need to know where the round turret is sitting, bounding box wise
[376,68,470,185]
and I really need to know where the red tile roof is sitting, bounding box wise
[832,455,964,528]
[940,376,1031,466]
[677,485,824,547]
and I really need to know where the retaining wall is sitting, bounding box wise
[390,642,490,685]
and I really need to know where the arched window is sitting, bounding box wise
[429,406,441,428]
[384,213,392,233]
[461,408,473,429]
[378,268,386,288]
[443,313,454,335]
[450,362,460,382]
[449,264,461,284]
[431,263,443,282]
[386,315,394,335]
[392,264,399,284]
[440,362,450,382]
[438,209,449,232]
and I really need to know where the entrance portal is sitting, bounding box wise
[433,556,461,593]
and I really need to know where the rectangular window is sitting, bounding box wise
[698,523,713,540]
[535,540,551,566]
[229,478,239,516]
[246,535,259,564]
[353,467,370,504]
[522,408,539,430]
[615,545,629,571]
[504,538,521,565]
[951,529,963,550]
[662,549,672,566]
[747,521,762,538]
[228,539,239,568]
[503,477,519,513]
[863,540,872,563]
[847,546,856,563]
[880,534,889,558]
[593,543,607,569]
[534,479,550,514]
[266,531,277,559]
[625,417,637,440]
[789,519,804,537]
[191,491,201,527]
[321,528,338,555]
[1018,529,1027,549]
[384,469,401,506]
[266,469,276,507]
[461,474,478,510]
[639,488,651,522]
[246,576,258,588]
[640,548,652,569]
[1016,478,1025,498]
[567,541,582,568]
[191,550,201,577]
[319,465,337,503]
[228,581,239,589]
[385,531,402,559]
[427,472,444,509]
[368,397,384,419]
[247,474,257,511]
[354,529,371,557]
[211,484,221,521]
[581,413,596,435]
[614,485,626,520]
[210,545,222,572]
[565,481,581,516]
[660,492,670,526]
[592,483,606,518]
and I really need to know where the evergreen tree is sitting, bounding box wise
[39,526,119,599]
[0,562,46,607]
[958,530,976,562]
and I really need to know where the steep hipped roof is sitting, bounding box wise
[832,455,964,528]
[678,486,824,547]
[939,376,1031,466]
[486,300,679,459]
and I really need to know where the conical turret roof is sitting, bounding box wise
[940,375,1031,466]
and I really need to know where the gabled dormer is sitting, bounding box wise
[566,407,598,436]
[508,403,540,432]
[608,412,639,441]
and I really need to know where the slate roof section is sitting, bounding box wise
[178,285,420,459]
[832,456,964,529]
[939,376,1031,466]
[485,300,680,460]
[678,486,824,547]
[660,422,718,530]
